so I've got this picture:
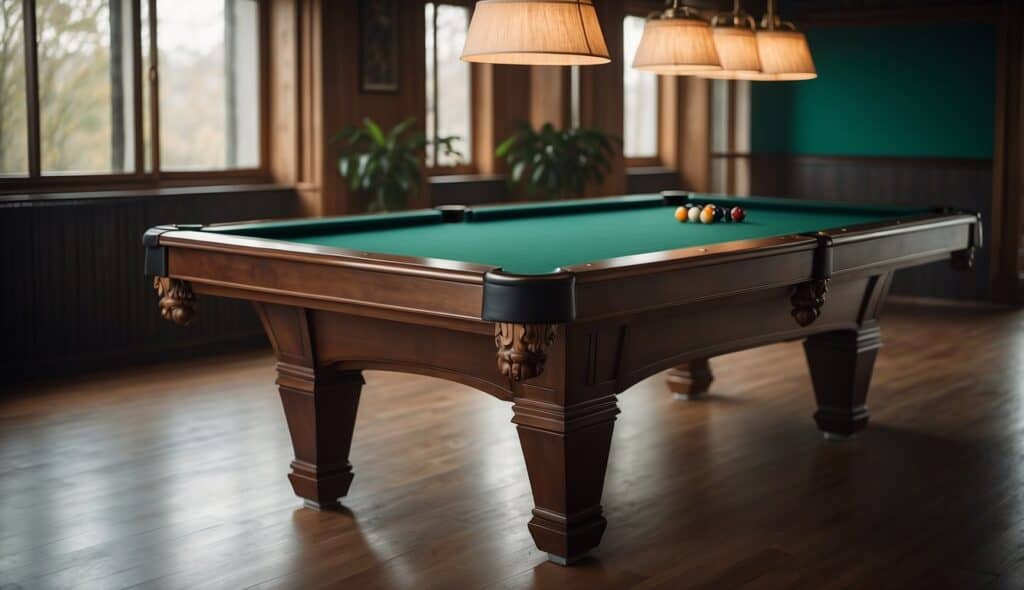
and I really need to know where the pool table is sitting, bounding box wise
[144,192,980,565]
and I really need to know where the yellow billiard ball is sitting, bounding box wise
[674,206,688,222]
[700,206,716,224]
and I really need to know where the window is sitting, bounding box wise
[0,0,263,190]
[37,0,135,175]
[622,15,658,162]
[710,79,751,195]
[156,0,259,171]
[425,2,471,169]
[1,1,28,176]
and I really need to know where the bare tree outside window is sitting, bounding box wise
[36,0,134,174]
[0,0,28,176]
[0,0,262,187]
[157,0,258,171]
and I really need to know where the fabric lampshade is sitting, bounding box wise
[632,17,722,75]
[701,27,761,79]
[753,30,816,80]
[461,0,610,66]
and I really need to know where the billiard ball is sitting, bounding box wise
[674,206,688,222]
[731,206,746,222]
[700,206,716,224]
[687,206,701,222]
[712,207,724,222]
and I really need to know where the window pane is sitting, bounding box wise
[37,0,135,175]
[623,15,657,159]
[711,79,729,153]
[157,0,259,171]
[0,1,28,176]
[426,3,471,167]
[141,0,152,171]
[424,3,434,166]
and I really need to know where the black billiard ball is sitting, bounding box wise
[712,207,724,222]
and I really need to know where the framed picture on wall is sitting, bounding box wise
[359,0,401,93]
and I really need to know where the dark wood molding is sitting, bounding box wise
[991,0,1024,305]
[715,153,993,168]
[0,182,289,203]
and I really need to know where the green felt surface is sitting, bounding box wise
[213,195,925,275]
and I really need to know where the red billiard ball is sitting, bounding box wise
[730,206,746,222]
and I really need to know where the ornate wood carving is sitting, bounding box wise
[495,322,557,382]
[153,277,196,326]
[791,278,830,327]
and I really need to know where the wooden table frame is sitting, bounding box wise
[144,195,980,565]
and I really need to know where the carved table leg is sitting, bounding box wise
[804,323,882,439]
[277,363,363,509]
[153,277,196,325]
[495,322,557,382]
[512,396,620,565]
[666,358,714,400]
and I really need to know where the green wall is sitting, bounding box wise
[750,23,997,159]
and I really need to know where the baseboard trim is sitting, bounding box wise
[886,295,1010,310]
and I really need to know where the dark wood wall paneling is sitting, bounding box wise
[428,175,508,207]
[626,168,683,194]
[429,169,682,207]
[747,155,992,300]
[1,187,298,383]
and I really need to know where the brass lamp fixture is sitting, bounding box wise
[632,0,722,75]
[701,0,762,80]
[752,0,817,80]
[461,0,610,66]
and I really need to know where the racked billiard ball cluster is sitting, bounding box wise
[673,203,746,224]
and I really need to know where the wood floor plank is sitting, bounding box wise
[1,303,1022,589]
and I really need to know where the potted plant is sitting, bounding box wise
[333,118,462,212]
[496,122,618,200]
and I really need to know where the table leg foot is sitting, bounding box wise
[256,304,365,510]
[805,325,881,438]
[667,358,713,401]
[546,552,588,566]
[302,498,341,511]
[822,431,857,442]
[513,396,619,565]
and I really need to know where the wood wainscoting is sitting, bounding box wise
[741,154,994,301]
[1,186,299,383]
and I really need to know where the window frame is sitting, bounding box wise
[0,0,270,195]
[424,0,476,177]
[622,7,663,169]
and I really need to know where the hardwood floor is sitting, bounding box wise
[2,303,1023,589]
